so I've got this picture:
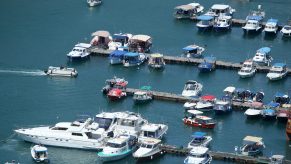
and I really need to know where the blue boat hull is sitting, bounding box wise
[98,149,133,162]
[198,67,214,72]
[109,57,123,65]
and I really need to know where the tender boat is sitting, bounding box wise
[139,123,168,140]
[87,0,101,7]
[280,21,291,37]
[184,147,212,164]
[67,43,91,60]
[242,16,263,33]
[182,80,203,97]
[213,15,232,31]
[276,110,289,123]
[238,60,256,78]
[90,30,112,49]
[245,108,261,118]
[240,136,265,156]
[133,138,164,161]
[44,66,78,77]
[128,34,152,53]
[213,97,232,114]
[174,3,204,20]
[204,4,235,17]
[286,118,291,141]
[31,145,49,162]
[183,110,216,129]
[198,56,216,72]
[107,88,127,101]
[187,132,212,148]
[183,45,205,58]
[123,52,147,67]
[196,15,214,31]
[101,76,128,94]
[108,33,132,51]
[148,53,166,69]
[97,134,137,162]
[263,19,279,35]
[266,63,288,81]
[270,155,285,164]
[109,50,127,65]
[260,108,277,120]
[133,86,153,104]
[252,47,272,66]
[196,95,216,112]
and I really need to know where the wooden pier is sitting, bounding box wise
[89,48,291,75]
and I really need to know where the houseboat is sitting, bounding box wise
[266,63,288,81]
[128,34,152,53]
[182,44,205,58]
[108,33,132,51]
[205,4,235,17]
[90,30,111,49]
[174,3,204,19]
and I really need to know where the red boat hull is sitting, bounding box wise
[107,95,122,101]
[287,118,291,141]
[183,118,216,129]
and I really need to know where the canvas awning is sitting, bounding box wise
[175,5,194,11]
[91,30,110,37]
[243,136,263,143]
[130,35,151,42]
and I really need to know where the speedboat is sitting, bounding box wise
[252,47,272,66]
[133,86,153,104]
[184,147,212,164]
[148,53,166,69]
[44,66,78,77]
[109,50,127,65]
[128,34,152,53]
[187,132,212,148]
[196,95,216,112]
[238,60,256,78]
[213,15,232,31]
[276,110,289,123]
[245,108,261,119]
[123,52,147,67]
[173,3,204,20]
[183,100,197,110]
[15,112,119,150]
[183,45,205,58]
[242,16,263,33]
[183,110,216,129]
[213,98,232,114]
[101,76,128,94]
[266,63,288,81]
[263,19,279,35]
[204,4,235,17]
[133,138,164,161]
[182,80,203,97]
[107,88,127,101]
[31,145,49,162]
[67,43,91,60]
[286,118,291,141]
[240,136,265,156]
[261,108,277,120]
[280,21,291,37]
[97,134,137,162]
[87,0,101,7]
[196,15,214,31]
[108,33,132,51]
[90,30,112,49]
[198,56,216,72]
[139,123,168,141]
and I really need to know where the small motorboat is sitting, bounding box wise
[184,147,212,164]
[273,92,290,107]
[252,47,273,66]
[223,86,236,97]
[187,132,212,148]
[182,45,205,58]
[253,91,264,102]
[244,108,261,119]
[90,30,112,49]
[270,155,285,164]
[213,97,232,115]
[280,20,291,37]
[276,110,289,123]
[139,123,168,140]
[148,53,166,69]
[183,110,216,129]
[108,33,132,51]
[238,60,256,78]
[67,43,91,60]
[196,95,216,112]
[260,108,277,120]
[263,19,279,35]
[286,118,291,141]
[196,15,214,31]
[107,88,127,101]
[183,100,197,110]
[123,52,147,67]
[101,76,128,94]
[240,136,265,156]
[242,16,263,33]
[198,56,216,72]
[204,4,236,17]
[133,138,164,161]
[109,50,127,65]
[133,89,153,104]
[128,34,152,53]
[266,63,288,81]
[173,3,204,20]
[213,15,232,31]
[182,80,203,97]
[31,145,49,162]
[87,0,101,7]
[44,66,78,77]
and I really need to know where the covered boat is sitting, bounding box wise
[252,47,272,66]
[263,19,279,35]
[123,52,147,67]
[182,80,203,97]
[67,43,91,60]
[198,56,216,72]
[31,145,49,162]
[107,88,127,101]
[184,147,212,164]
[266,63,288,81]
[183,44,205,58]
[183,110,216,129]
[242,15,263,33]
[187,132,212,148]
[128,34,152,53]
[139,123,168,140]
[133,86,153,104]
[148,53,165,69]
[245,108,261,119]
[238,60,256,78]
[223,86,236,97]
[196,95,216,112]
[205,4,236,17]
[240,136,265,156]
[213,15,232,31]
[173,3,204,19]
[260,108,277,120]
[196,15,214,31]
[109,50,127,65]
[133,138,164,161]
[108,33,132,51]
[273,92,290,106]
[87,0,101,7]
[44,66,78,77]
[253,91,264,102]
[90,30,111,49]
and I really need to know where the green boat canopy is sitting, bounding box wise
[140,86,152,90]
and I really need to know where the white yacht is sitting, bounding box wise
[67,43,91,60]
[133,138,164,161]
[15,112,119,150]
[187,132,212,149]
[44,66,78,77]
[184,147,212,164]
[238,60,256,78]
[263,19,278,34]
[87,0,101,7]
[182,80,203,97]
[205,4,235,17]
[266,63,288,81]
[184,101,197,110]
[139,123,168,141]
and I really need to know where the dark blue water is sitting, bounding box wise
[0,0,290,163]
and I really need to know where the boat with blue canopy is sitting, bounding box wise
[108,33,132,51]
[183,45,205,58]
[252,47,272,66]
[263,19,279,35]
[109,50,127,65]
[196,15,214,31]
[123,52,147,67]
[242,15,263,33]
[266,101,280,108]
[273,92,290,106]
[267,63,288,81]
[198,56,216,72]
[187,132,212,148]
[261,108,277,120]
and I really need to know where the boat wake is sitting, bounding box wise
[0,69,46,76]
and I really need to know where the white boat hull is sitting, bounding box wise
[238,71,256,78]
[266,72,287,81]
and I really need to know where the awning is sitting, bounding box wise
[91,30,110,37]
[130,35,151,42]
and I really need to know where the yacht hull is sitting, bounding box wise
[134,150,164,161]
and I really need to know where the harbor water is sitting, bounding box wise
[0,0,291,163]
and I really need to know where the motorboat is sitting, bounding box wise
[253,91,264,102]
[109,50,127,65]
[286,118,291,141]
[133,138,164,161]
[133,86,153,104]
[67,43,91,60]
[182,45,205,58]
[128,34,152,53]
[261,108,277,120]
[196,95,216,112]
[280,20,291,37]
[107,88,127,101]
[263,19,279,35]
[223,86,236,97]
[238,60,256,78]
[252,47,272,66]
[213,15,232,31]
[204,4,235,17]
[266,63,288,81]
[183,100,197,110]
[213,97,232,114]
[273,92,290,106]
[31,145,49,162]
[198,56,216,72]
[276,110,289,123]
[44,66,78,77]
[108,33,132,51]
[139,123,168,141]
[90,30,112,49]
[242,16,263,33]
[15,112,119,150]
[87,0,101,7]
[187,132,212,148]
[183,110,216,129]
[123,52,147,67]
[240,136,265,156]
[148,53,166,69]
[270,155,285,164]
[184,147,212,164]
[101,76,128,94]
[233,88,255,102]
[182,80,203,97]
[244,108,261,118]
[173,3,204,20]
[196,15,214,31]
[97,134,137,162]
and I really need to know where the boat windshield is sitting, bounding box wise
[143,131,156,138]
[190,137,205,145]
[118,119,136,127]
[200,20,211,25]
[140,143,154,149]
[184,84,197,90]
[190,153,207,158]
[106,142,126,148]
[95,117,113,130]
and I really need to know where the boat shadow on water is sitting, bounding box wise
[263,34,277,41]
[242,32,262,40]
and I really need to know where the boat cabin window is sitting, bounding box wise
[107,142,126,148]
[72,133,83,137]
[190,153,207,158]
[85,132,101,139]
[51,127,68,131]
[141,143,154,149]
[200,20,211,25]
[95,117,113,130]
[143,131,156,138]
[119,119,136,127]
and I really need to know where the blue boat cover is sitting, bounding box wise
[192,132,206,138]
[267,19,278,24]
[247,15,263,21]
[263,109,276,114]
[124,52,139,57]
[274,92,286,98]
[267,101,280,108]
[110,50,127,57]
[113,34,128,40]
[222,95,231,100]
[257,47,271,54]
[273,63,286,67]
[183,46,197,51]
[197,15,214,21]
